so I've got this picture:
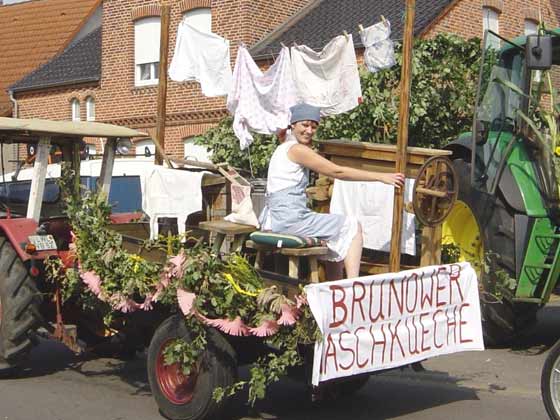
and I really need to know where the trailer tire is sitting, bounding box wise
[443,159,537,346]
[0,237,43,372]
[148,315,236,420]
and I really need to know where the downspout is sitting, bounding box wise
[8,90,19,162]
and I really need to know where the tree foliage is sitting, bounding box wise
[196,33,483,175]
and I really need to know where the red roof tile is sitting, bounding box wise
[0,0,100,116]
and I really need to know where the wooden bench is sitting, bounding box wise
[198,220,256,253]
[245,240,328,283]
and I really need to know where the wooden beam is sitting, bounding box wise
[26,137,50,222]
[155,3,171,166]
[389,0,416,273]
[97,138,116,197]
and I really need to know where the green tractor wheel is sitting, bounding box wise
[442,159,538,346]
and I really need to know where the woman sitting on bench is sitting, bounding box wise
[259,103,405,281]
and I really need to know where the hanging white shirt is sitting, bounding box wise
[329,178,417,255]
[169,22,232,97]
[290,35,362,116]
[227,45,298,150]
[360,20,396,73]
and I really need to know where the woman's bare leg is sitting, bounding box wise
[344,223,363,279]
[325,261,344,281]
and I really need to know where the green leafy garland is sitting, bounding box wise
[54,173,320,405]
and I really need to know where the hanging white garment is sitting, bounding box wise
[140,166,206,240]
[227,45,298,150]
[329,178,416,255]
[360,20,396,73]
[290,35,362,116]
[169,22,232,97]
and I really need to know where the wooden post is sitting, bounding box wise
[389,0,416,272]
[27,137,50,222]
[155,2,171,166]
[98,137,116,197]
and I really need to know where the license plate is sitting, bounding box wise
[28,235,57,251]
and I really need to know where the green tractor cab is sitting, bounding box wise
[443,30,560,344]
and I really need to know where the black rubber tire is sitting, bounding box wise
[147,315,236,420]
[452,159,538,347]
[541,339,560,420]
[0,237,43,373]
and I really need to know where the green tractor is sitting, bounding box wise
[443,29,560,345]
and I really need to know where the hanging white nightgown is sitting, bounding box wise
[290,35,362,116]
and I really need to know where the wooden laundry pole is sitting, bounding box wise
[155,2,171,165]
[389,0,416,272]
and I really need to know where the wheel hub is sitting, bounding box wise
[155,340,198,405]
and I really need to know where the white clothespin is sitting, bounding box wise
[358,24,365,33]
[381,15,388,26]
[343,30,349,40]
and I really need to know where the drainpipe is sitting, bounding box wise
[8,90,20,163]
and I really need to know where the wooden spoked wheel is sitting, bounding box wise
[412,156,458,227]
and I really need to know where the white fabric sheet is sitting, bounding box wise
[140,167,205,240]
[227,45,298,150]
[169,22,232,97]
[360,20,396,73]
[290,35,362,116]
[329,178,416,255]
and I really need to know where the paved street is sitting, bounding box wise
[1,304,559,420]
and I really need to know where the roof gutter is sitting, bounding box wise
[11,77,100,94]
[8,90,18,118]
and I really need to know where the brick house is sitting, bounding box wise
[8,0,560,161]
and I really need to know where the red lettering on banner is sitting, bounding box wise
[459,303,473,343]
[419,312,432,352]
[351,281,366,323]
[368,280,385,323]
[389,279,404,317]
[338,331,356,370]
[433,309,444,349]
[354,327,368,368]
[449,264,465,303]
[436,267,448,307]
[369,324,387,364]
[421,271,435,310]
[388,320,405,361]
[405,316,421,355]
[329,285,347,328]
[446,306,458,345]
[323,333,339,374]
[405,273,419,314]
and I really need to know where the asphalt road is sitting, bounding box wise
[1,304,559,420]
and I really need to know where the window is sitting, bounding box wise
[134,17,161,86]
[85,96,95,121]
[135,139,155,158]
[483,7,500,50]
[71,98,80,121]
[183,8,212,33]
[524,20,538,36]
[86,144,96,159]
[183,137,211,163]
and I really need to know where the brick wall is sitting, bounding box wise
[422,0,560,40]
[14,0,309,160]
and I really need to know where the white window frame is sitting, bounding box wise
[524,19,538,36]
[85,96,95,121]
[483,7,500,50]
[71,98,80,121]
[183,8,212,33]
[134,17,161,87]
[183,136,211,163]
[86,144,96,159]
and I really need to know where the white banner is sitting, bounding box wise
[304,262,484,385]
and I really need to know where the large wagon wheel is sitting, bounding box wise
[412,156,458,227]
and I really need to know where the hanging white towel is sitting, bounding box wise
[360,20,396,73]
[140,166,206,240]
[169,22,232,97]
[290,35,362,116]
[329,178,416,255]
[227,45,298,150]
